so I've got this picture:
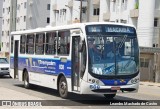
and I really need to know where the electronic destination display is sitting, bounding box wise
[86,25,136,36]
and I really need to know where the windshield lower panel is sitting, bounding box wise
[87,35,139,77]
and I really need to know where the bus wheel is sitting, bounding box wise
[104,93,116,99]
[24,71,30,89]
[58,76,68,98]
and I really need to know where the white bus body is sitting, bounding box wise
[10,22,140,98]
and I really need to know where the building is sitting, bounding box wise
[16,0,50,31]
[50,0,159,48]
[50,0,160,82]
[1,0,14,52]
[0,0,3,50]
[1,0,50,52]
[50,0,88,26]
[1,0,160,82]
[88,0,160,82]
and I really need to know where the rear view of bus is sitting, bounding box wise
[82,24,139,98]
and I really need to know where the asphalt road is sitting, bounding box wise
[0,75,160,109]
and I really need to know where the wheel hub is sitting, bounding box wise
[60,82,66,94]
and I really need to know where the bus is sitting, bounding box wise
[10,22,140,99]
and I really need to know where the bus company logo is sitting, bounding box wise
[120,79,126,83]
[114,81,118,85]
[38,60,56,66]
[1,101,42,107]
[59,64,64,70]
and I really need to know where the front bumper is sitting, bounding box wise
[80,79,139,94]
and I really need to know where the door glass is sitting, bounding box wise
[72,36,80,91]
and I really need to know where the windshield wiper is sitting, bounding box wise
[117,35,127,49]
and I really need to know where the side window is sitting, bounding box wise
[46,32,56,55]
[20,35,26,54]
[58,31,70,55]
[35,33,45,54]
[124,38,132,55]
[26,34,34,54]
[11,36,14,53]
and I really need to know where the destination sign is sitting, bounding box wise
[105,27,134,33]
[86,25,136,36]
[87,26,102,33]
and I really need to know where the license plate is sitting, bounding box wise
[111,87,120,90]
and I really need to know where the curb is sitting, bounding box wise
[140,83,160,88]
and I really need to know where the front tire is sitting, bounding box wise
[24,71,30,89]
[0,75,4,78]
[104,93,116,99]
[58,76,68,98]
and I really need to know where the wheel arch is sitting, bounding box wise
[57,73,66,90]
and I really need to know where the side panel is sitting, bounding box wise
[10,57,72,77]
[10,56,72,91]
[17,70,72,91]
[14,40,19,78]
[10,35,20,79]
[11,57,71,91]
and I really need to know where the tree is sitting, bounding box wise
[135,0,139,9]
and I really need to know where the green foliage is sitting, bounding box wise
[135,1,139,9]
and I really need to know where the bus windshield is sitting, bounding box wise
[86,25,139,76]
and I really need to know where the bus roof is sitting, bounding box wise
[11,22,136,35]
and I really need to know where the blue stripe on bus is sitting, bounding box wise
[100,79,130,86]
[10,57,72,77]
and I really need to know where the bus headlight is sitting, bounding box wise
[88,78,99,85]
[96,80,99,84]
[92,79,95,83]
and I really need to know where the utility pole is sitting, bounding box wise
[80,0,82,23]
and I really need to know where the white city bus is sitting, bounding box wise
[10,22,140,98]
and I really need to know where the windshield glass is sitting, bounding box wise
[0,58,8,64]
[86,25,139,76]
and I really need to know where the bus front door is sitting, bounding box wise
[72,36,80,91]
[14,40,19,78]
